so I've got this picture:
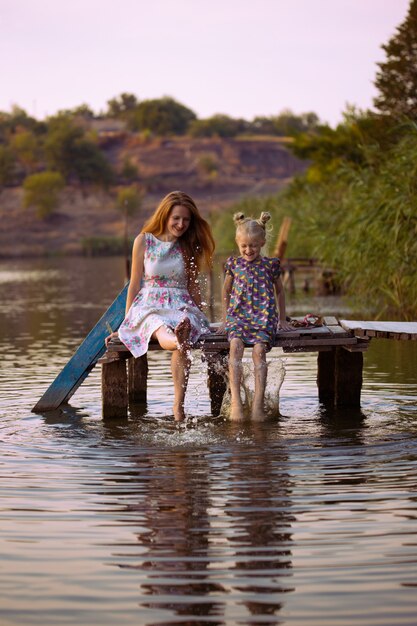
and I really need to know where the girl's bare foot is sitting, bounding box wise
[174,317,191,352]
[230,402,245,421]
[252,404,267,421]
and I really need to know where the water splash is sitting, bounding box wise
[220,351,286,419]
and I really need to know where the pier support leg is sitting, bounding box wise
[205,351,228,417]
[335,348,363,407]
[317,350,336,404]
[102,359,128,419]
[128,355,148,403]
[317,348,363,408]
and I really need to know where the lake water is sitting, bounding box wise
[1,256,417,626]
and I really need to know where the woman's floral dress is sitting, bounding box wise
[118,233,210,357]
[224,255,282,350]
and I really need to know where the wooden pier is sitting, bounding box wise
[32,314,417,419]
[97,317,372,419]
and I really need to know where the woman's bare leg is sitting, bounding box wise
[252,343,267,421]
[171,349,191,421]
[229,338,245,421]
[154,318,192,421]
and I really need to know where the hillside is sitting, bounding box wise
[0,135,306,258]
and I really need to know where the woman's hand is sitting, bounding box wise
[215,322,227,335]
[105,331,119,347]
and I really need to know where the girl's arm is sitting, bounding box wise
[125,234,145,314]
[274,276,292,331]
[216,274,233,334]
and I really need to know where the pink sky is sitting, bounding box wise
[0,0,411,126]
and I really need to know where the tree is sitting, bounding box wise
[23,171,65,218]
[107,93,139,118]
[44,114,113,185]
[10,130,40,172]
[374,0,417,119]
[188,114,247,138]
[130,97,196,135]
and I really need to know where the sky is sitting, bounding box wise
[0,0,411,127]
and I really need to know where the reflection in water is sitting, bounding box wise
[1,257,417,626]
[222,424,294,620]
[103,423,294,626]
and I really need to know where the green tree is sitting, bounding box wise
[277,128,417,319]
[10,130,40,172]
[272,109,319,136]
[130,97,196,135]
[374,0,417,119]
[188,114,247,138]
[107,93,139,118]
[23,171,65,218]
[44,114,113,185]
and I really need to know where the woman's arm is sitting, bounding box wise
[274,276,292,331]
[125,234,145,314]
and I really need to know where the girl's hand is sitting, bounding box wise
[279,319,293,332]
[215,323,227,335]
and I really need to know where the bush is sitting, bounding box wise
[23,171,65,218]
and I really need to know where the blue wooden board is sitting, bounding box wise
[32,284,128,413]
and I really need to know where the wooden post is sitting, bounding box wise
[273,216,292,258]
[317,347,363,407]
[205,351,228,416]
[102,359,128,419]
[335,348,363,407]
[317,350,336,404]
[128,355,148,403]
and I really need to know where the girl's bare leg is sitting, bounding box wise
[252,343,267,421]
[154,318,191,421]
[229,338,245,421]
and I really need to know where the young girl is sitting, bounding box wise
[217,212,291,421]
[106,190,215,421]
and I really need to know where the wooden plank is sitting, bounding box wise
[323,316,339,326]
[340,320,417,339]
[104,331,358,357]
[326,325,351,337]
[283,346,332,353]
[32,283,128,413]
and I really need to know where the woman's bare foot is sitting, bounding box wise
[173,402,186,421]
[230,402,245,421]
[174,317,191,352]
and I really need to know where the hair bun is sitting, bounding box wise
[258,212,271,226]
[233,212,246,225]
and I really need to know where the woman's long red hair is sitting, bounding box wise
[141,191,215,271]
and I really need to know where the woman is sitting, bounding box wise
[107,190,215,420]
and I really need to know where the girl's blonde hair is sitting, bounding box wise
[141,190,215,270]
[233,211,271,240]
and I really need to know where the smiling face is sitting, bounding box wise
[236,232,265,263]
[164,204,191,240]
